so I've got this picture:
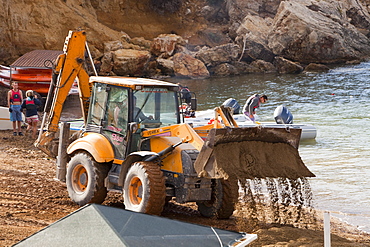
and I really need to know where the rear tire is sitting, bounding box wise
[123,161,166,215]
[197,178,238,219]
[66,152,109,206]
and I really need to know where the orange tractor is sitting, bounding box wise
[35,30,314,218]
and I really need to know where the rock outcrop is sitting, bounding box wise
[0,0,123,64]
[267,0,370,64]
[150,34,186,58]
[173,53,210,79]
[274,57,304,74]
[1,0,370,78]
[195,43,240,67]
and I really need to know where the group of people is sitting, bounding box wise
[7,82,41,138]
[8,80,266,139]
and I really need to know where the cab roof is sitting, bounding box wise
[89,76,179,90]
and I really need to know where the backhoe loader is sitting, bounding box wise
[35,30,314,218]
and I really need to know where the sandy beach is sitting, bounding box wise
[0,129,369,246]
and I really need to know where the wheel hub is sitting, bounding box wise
[129,176,143,205]
[72,164,88,193]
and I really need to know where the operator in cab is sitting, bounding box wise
[133,96,153,122]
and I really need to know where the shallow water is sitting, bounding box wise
[169,62,370,232]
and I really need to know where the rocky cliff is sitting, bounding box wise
[1,0,370,78]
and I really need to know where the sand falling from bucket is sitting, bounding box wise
[235,177,318,232]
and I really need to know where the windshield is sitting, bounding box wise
[133,87,179,127]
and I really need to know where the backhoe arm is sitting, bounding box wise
[35,30,92,157]
[213,105,239,128]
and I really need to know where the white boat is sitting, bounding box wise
[65,102,317,141]
[183,106,317,141]
[0,106,26,130]
[0,106,13,130]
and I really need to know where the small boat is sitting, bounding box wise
[183,99,317,141]
[0,106,26,130]
[0,106,13,130]
[0,65,52,82]
[0,50,62,96]
[0,65,10,79]
[8,71,52,82]
[0,66,78,96]
[0,75,52,95]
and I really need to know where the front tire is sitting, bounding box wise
[123,161,166,215]
[66,152,110,206]
[197,178,238,219]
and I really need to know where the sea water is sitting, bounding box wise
[170,61,370,233]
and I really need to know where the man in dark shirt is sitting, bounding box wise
[242,94,268,122]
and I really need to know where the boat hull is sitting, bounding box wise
[0,77,51,95]
[184,110,317,141]
[0,106,26,130]
[0,65,52,82]
[0,107,12,130]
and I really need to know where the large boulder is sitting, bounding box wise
[235,14,275,63]
[150,34,187,58]
[111,49,151,76]
[230,61,262,74]
[225,0,281,22]
[187,27,233,47]
[274,56,303,74]
[250,60,277,73]
[104,39,149,53]
[195,43,240,67]
[157,58,175,76]
[173,53,210,79]
[99,52,114,75]
[130,37,152,50]
[268,0,370,64]
[303,63,330,72]
[210,63,239,76]
[225,0,280,39]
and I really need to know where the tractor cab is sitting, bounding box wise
[86,77,181,158]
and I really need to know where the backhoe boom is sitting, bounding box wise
[35,30,91,157]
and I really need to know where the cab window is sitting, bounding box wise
[102,86,129,158]
[103,86,129,134]
[87,83,108,125]
[133,88,179,127]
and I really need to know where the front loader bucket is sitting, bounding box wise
[194,127,315,180]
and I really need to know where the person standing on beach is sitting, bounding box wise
[7,82,23,136]
[21,90,41,138]
[242,94,268,122]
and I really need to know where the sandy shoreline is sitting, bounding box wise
[0,129,369,246]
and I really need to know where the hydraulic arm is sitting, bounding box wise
[35,30,92,157]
